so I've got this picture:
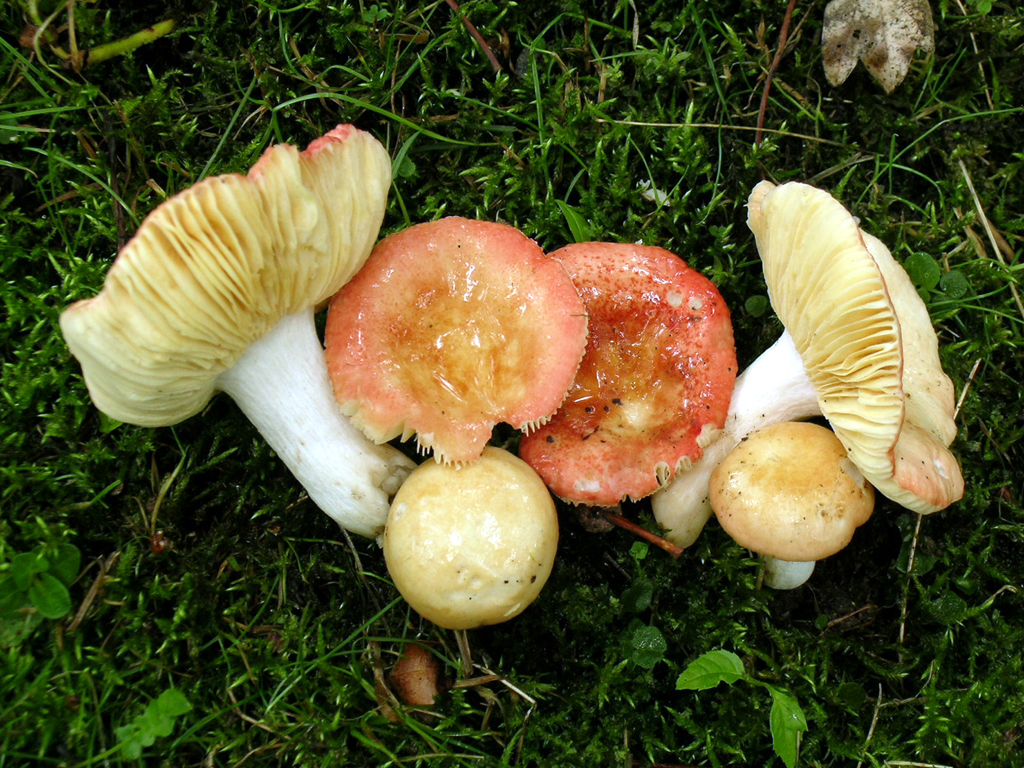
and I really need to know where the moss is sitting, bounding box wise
[2,0,1023,765]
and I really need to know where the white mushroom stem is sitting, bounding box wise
[216,310,415,538]
[652,331,821,546]
[762,557,816,590]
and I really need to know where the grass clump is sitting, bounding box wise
[2,0,1024,766]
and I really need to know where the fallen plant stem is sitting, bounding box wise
[445,0,502,72]
[80,19,177,69]
[855,684,884,768]
[954,358,983,419]
[66,550,121,634]
[24,8,177,72]
[755,0,799,148]
[596,118,848,147]
[897,512,924,646]
[454,629,474,678]
[958,159,1024,326]
[602,512,684,559]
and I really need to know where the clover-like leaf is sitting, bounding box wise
[628,623,667,669]
[116,688,192,759]
[28,573,71,619]
[10,552,48,591]
[49,544,82,587]
[822,0,935,93]
[904,252,941,292]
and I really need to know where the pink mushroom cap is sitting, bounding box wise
[324,217,588,464]
[519,242,737,505]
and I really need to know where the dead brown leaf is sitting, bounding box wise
[822,0,935,93]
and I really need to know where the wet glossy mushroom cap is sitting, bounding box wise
[710,422,875,562]
[383,447,559,630]
[324,217,588,464]
[519,242,737,506]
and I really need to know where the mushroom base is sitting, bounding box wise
[217,310,415,537]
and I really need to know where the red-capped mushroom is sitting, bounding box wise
[324,217,588,465]
[519,242,737,506]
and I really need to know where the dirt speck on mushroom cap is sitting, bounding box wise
[520,242,737,506]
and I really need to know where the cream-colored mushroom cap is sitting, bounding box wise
[383,447,559,630]
[747,180,963,514]
[60,125,391,426]
[710,422,874,562]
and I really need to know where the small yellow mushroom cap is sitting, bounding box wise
[383,447,559,630]
[710,422,874,562]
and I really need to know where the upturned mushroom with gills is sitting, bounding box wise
[653,181,964,547]
[60,125,415,538]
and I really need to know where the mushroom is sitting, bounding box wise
[324,217,588,464]
[60,125,415,538]
[383,447,559,630]
[709,422,875,589]
[519,242,737,506]
[653,180,963,546]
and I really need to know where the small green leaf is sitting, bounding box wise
[744,295,769,317]
[115,722,149,761]
[117,688,192,759]
[676,650,746,690]
[556,200,592,243]
[396,154,418,180]
[49,544,81,587]
[768,687,808,768]
[904,252,941,291]
[629,624,667,669]
[28,573,72,619]
[621,581,654,614]
[629,541,649,561]
[98,412,123,433]
[11,552,47,591]
[154,688,193,719]
[939,270,970,299]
